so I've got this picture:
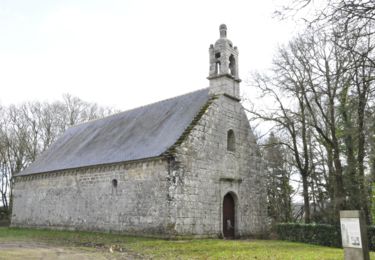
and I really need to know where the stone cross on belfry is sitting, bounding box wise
[220,24,227,38]
[208,24,241,100]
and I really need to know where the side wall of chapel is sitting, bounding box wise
[11,159,178,237]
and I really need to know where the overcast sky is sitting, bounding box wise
[0,0,301,110]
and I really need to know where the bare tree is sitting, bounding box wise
[249,65,314,223]
[249,23,374,222]
[277,0,375,26]
[0,95,116,211]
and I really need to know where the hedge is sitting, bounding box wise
[368,226,375,251]
[276,223,375,250]
[0,207,10,227]
[0,207,9,219]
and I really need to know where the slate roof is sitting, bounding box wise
[19,88,211,176]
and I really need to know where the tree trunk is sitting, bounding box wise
[302,172,311,223]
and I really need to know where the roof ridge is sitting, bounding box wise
[71,87,210,129]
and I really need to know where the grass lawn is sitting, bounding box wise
[0,227,373,259]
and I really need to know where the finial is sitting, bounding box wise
[219,24,227,38]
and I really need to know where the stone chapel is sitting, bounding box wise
[11,25,268,238]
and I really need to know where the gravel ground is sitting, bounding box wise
[0,241,146,260]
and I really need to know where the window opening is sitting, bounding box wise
[216,62,221,75]
[112,179,118,188]
[227,130,235,152]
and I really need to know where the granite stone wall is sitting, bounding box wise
[170,94,268,237]
[11,159,176,236]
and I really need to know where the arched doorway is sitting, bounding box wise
[223,193,235,238]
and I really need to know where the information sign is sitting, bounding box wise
[340,217,362,248]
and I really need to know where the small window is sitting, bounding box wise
[215,52,221,58]
[227,130,235,152]
[112,179,118,188]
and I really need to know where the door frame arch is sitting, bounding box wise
[221,191,239,238]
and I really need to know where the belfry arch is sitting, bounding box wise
[229,54,236,77]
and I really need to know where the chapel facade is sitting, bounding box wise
[11,25,268,238]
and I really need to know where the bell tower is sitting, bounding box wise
[208,24,241,100]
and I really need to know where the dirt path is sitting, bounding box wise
[0,241,145,260]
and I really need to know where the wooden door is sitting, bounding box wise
[223,193,235,238]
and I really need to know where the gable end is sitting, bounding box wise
[162,95,219,157]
